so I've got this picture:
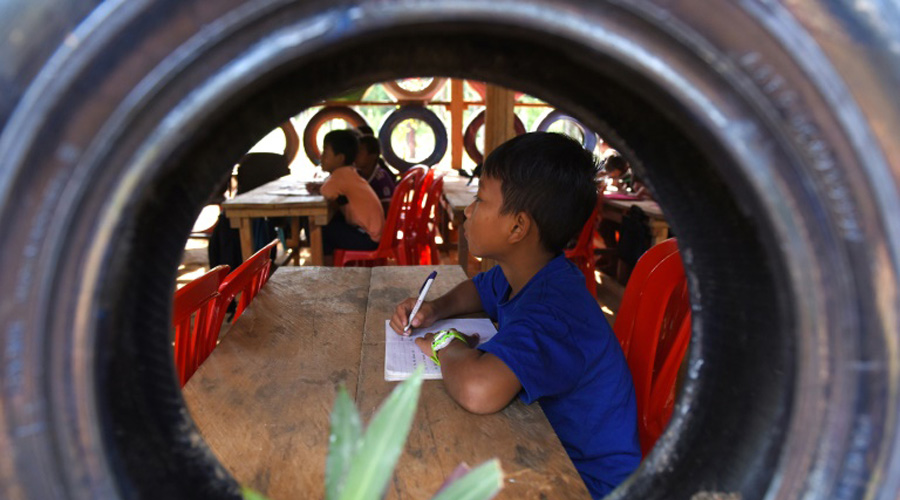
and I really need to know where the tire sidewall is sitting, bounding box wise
[0,1,897,499]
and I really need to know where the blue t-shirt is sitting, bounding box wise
[473,254,641,498]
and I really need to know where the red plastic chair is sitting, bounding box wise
[334,173,418,266]
[415,167,435,205]
[400,165,427,186]
[402,167,435,263]
[614,238,680,358]
[612,238,691,456]
[397,165,434,264]
[172,265,230,386]
[565,196,601,297]
[410,173,445,265]
[217,238,279,324]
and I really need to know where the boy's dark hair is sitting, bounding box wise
[602,154,629,174]
[483,132,599,254]
[356,124,375,136]
[323,129,359,164]
[358,135,381,156]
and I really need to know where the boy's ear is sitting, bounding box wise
[507,211,533,244]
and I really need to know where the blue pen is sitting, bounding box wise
[404,270,438,333]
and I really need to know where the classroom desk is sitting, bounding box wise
[183,266,590,500]
[440,176,477,274]
[603,197,671,246]
[221,175,333,265]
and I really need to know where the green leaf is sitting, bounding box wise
[429,460,504,500]
[325,385,363,500]
[338,367,424,500]
[241,486,271,500]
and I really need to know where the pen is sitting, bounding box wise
[405,270,437,333]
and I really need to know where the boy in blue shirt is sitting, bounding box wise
[389,132,641,498]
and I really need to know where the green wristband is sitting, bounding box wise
[430,329,468,366]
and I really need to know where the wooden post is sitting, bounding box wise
[484,84,516,159]
[481,84,517,272]
[450,79,464,170]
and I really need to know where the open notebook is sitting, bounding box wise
[384,318,498,381]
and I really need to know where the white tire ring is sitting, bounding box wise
[378,105,448,171]
[462,109,527,164]
[535,109,598,152]
[302,106,369,164]
[383,78,448,102]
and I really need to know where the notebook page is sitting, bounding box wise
[384,318,498,381]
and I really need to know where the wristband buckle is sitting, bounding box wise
[429,329,467,366]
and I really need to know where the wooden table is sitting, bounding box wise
[440,176,477,274]
[183,266,590,500]
[603,197,671,246]
[222,175,333,265]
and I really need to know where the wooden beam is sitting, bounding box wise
[483,84,516,159]
[449,79,464,170]
[481,84,517,271]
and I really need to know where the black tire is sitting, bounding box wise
[302,105,369,164]
[536,109,598,152]
[463,109,527,164]
[383,78,448,101]
[378,105,448,172]
[1,2,898,500]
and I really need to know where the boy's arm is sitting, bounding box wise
[416,335,521,414]
[318,174,338,200]
[389,279,484,334]
[431,279,484,319]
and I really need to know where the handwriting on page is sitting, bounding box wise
[384,318,498,381]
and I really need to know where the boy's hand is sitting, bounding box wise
[305,181,322,194]
[415,330,480,360]
[390,298,439,334]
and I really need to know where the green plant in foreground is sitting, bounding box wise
[243,367,503,500]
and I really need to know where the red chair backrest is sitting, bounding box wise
[564,195,601,295]
[376,173,419,254]
[218,238,278,323]
[569,196,600,258]
[614,238,680,357]
[612,238,691,456]
[415,167,435,211]
[172,265,230,386]
[400,165,427,186]
[412,173,445,264]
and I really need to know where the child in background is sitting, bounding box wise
[306,129,384,255]
[355,135,397,213]
[389,132,641,498]
[601,154,651,200]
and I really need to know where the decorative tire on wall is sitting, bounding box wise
[535,109,598,152]
[0,1,898,500]
[383,78,448,102]
[302,105,369,164]
[463,109,527,164]
[378,105,448,172]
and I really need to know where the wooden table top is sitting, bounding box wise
[222,175,329,212]
[604,197,665,220]
[183,266,589,500]
[441,176,477,213]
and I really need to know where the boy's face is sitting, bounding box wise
[463,176,517,259]
[355,146,377,172]
[320,144,343,172]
